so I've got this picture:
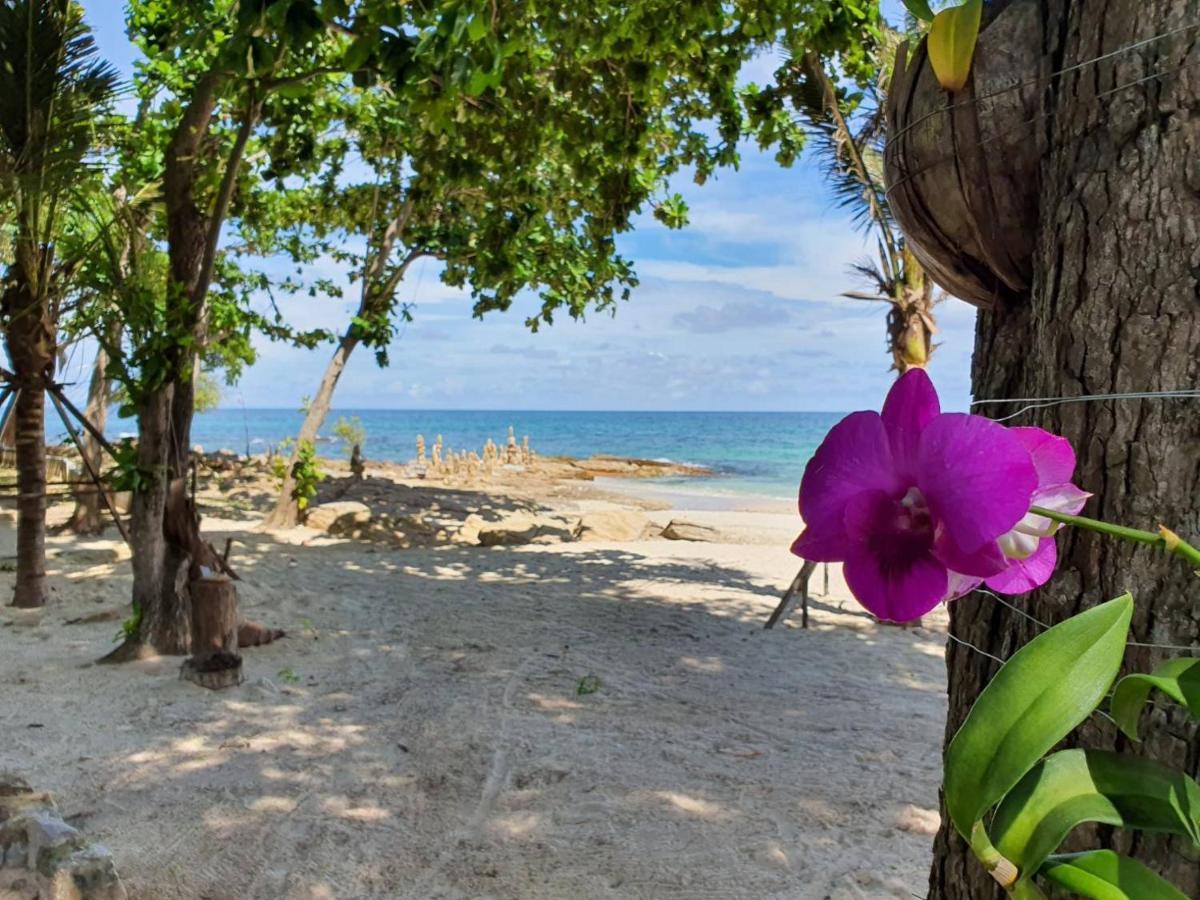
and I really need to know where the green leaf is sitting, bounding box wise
[902,0,936,22]
[990,749,1200,881]
[1111,657,1200,740]
[1040,851,1190,900]
[944,594,1132,840]
[341,34,376,72]
[927,0,982,92]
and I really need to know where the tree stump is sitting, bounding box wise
[180,573,243,689]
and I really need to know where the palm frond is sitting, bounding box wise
[780,53,897,241]
[0,0,120,211]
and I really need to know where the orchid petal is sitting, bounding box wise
[1015,483,1092,537]
[917,413,1038,553]
[944,571,983,603]
[791,529,848,563]
[998,529,1040,560]
[843,546,947,622]
[985,537,1057,594]
[1011,426,1077,485]
[798,411,901,538]
[881,368,940,480]
[932,529,1009,576]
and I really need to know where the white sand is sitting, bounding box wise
[0,484,948,899]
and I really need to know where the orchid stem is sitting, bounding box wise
[1029,505,1200,571]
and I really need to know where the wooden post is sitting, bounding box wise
[180,573,243,689]
[764,559,817,630]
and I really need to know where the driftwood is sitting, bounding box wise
[180,573,243,689]
[885,0,1045,308]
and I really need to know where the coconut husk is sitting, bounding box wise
[885,0,1046,308]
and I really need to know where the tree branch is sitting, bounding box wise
[195,90,262,307]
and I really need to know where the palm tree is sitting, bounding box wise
[0,0,117,606]
[782,45,939,373]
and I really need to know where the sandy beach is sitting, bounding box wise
[0,456,949,899]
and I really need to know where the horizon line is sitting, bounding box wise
[192,406,852,416]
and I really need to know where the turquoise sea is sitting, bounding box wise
[111,409,841,503]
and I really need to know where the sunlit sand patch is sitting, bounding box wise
[319,796,392,822]
[678,655,726,673]
[246,795,300,814]
[651,790,727,820]
[489,811,541,837]
[526,692,583,712]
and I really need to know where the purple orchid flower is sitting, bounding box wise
[791,370,1088,621]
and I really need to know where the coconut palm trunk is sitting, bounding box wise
[0,0,117,606]
[2,253,55,608]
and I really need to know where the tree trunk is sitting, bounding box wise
[124,73,244,655]
[264,331,360,529]
[68,341,111,534]
[929,2,1200,896]
[11,382,48,608]
[2,257,54,609]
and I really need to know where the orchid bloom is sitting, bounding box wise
[791,370,1088,621]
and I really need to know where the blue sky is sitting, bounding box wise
[74,2,976,413]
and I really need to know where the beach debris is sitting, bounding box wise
[661,520,721,542]
[573,510,654,542]
[0,773,128,899]
[576,674,602,695]
[305,501,372,535]
[237,620,286,647]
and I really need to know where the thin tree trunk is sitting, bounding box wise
[68,340,111,534]
[264,331,360,529]
[929,2,1200,895]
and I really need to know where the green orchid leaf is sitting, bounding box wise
[927,0,982,92]
[991,749,1200,882]
[901,0,935,22]
[1111,657,1200,740]
[1040,850,1190,900]
[944,594,1132,839]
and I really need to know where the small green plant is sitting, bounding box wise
[576,674,601,696]
[0,561,15,573]
[290,439,323,511]
[114,604,142,643]
[105,438,155,493]
[332,416,366,459]
[277,667,300,684]
[269,436,296,485]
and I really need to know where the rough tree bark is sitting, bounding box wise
[929,1,1200,896]
[67,339,111,534]
[2,253,55,608]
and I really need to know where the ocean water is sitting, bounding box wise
[112,409,842,502]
